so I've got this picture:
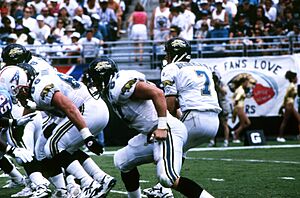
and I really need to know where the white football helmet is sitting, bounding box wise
[0,66,30,103]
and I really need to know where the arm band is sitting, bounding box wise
[80,127,92,139]
[157,117,168,129]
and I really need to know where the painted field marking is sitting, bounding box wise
[188,144,300,152]
[102,144,300,156]
[185,157,300,165]
[211,178,225,182]
[278,177,296,180]
[110,190,147,197]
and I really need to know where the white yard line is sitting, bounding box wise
[110,190,148,197]
[102,144,300,156]
[185,157,300,164]
[188,144,300,151]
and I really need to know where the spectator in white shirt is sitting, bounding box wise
[41,34,63,63]
[52,19,66,42]
[170,5,187,40]
[74,6,92,29]
[22,6,38,32]
[59,0,79,17]
[41,7,56,28]
[181,1,196,40]
[263,0,277,22]
[27,0,47,15]
[61,25,76,45]
[26,32,43,55]
[63,32,82,64]
[78,28,104,63]
[34,15,51,43]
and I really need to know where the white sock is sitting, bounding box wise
[9,167,24,182]
[66,160,93,187]
[127,187,141,198]
[50,173,66,189]
[82,158,106,182]
[200,190,214,198]
[29,172,48,186]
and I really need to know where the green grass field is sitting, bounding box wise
[1,141,300,198]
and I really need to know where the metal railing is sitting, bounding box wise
[2,35,299,69]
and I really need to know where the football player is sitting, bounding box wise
[0,88,34,190]
[1,43,56,74]
[144,37,221,198]
[0,64,116,198]
[87,56,212,198]
[2,44,117,197]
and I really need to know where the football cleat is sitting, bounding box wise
[276,137,286,143]
[97,175,117,198]
[223,140,229,147]
[11,186,33,197]
[207,139,215,147]
[232,139,241,144]
[67,182,81,198]
[2,177,25,188]
[30,184,51,198]
[143,183,174,198]
[51,188,68,198]
[79,181,103,198]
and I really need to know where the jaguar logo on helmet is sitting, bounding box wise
[171,39,187,49]
[9,47,23,58]
[94,61,111,71]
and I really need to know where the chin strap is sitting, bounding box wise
[171,53,191,63]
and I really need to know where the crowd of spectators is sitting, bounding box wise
[1,0,300,64]
[149,0,300,54]
[0,0,130,63]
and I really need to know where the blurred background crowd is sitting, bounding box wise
[0,0,299,64]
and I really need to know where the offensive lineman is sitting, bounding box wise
[0,88,35,189]
[86,56,213,198]
[0,64,116,198]
[1,44,117,197]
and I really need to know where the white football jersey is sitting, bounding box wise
[161,61,221,113]
[30,70,91,117]
[28,55,57,74]
[108,70,158,134]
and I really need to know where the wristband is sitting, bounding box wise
[5,145,12,153]
[80,127,92,140]
[8,119,13,127]
[157,117,168,129]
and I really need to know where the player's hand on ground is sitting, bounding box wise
[84,136,104,155]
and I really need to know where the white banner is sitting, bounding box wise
[193,54,300,117]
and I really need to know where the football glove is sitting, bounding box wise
[12,112,37,126]
[6,145,34,163]
[84,136,104,155]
